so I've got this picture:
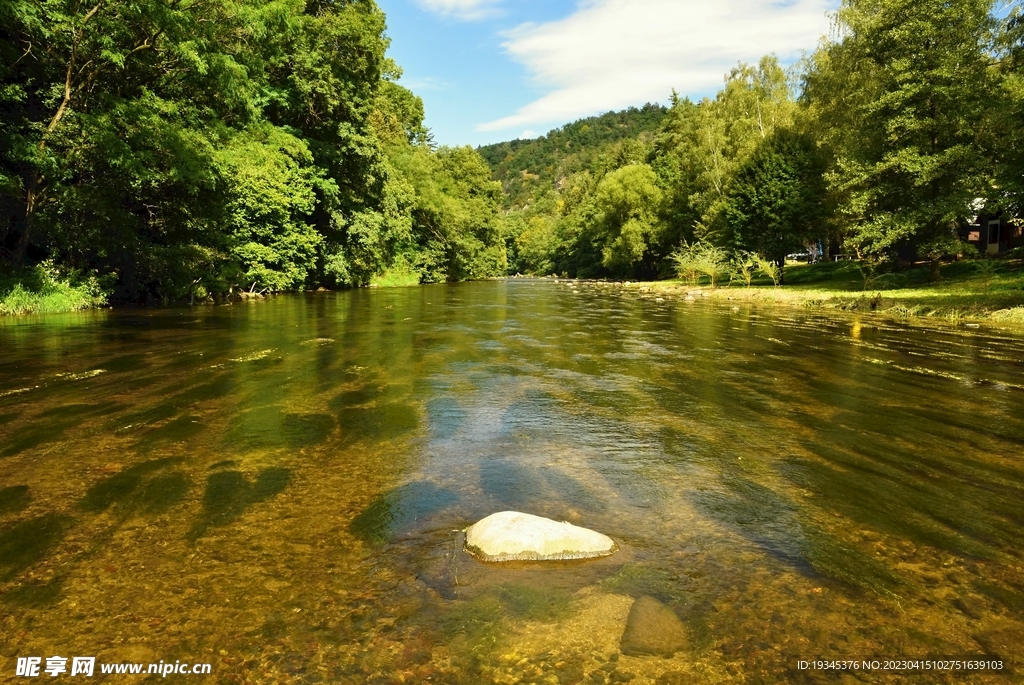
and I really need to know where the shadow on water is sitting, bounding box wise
[478,457,544,511]
[350,481,460,545]
[178,374,238,403]
[2,576,67,607]
[99,353,149,373]
[600,563,694,604]
[0,513,73,582]
[137,415,206,446]
[39,402,125,419]
[478,457,604,515]
[79,457,190,514]
[0,485,31,516]
[328,385,386,410]
[114,401,180,431]
[440,583,575,643]
[282,413,335,448]
[694,471,903,597]
[226,406,334,451]
[187,467,291,542]
[3,402,125,457]
[0,412,20,426]
[426,397,466,441]
[336,402,419,445]
[780,444,1023,561]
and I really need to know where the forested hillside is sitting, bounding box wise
[0,0,506,307]
[477,104,667,209]
[489,0,1024,281]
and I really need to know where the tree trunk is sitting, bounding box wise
[776,257,785,286]
[12,179,38,265]
[929,257,941,283]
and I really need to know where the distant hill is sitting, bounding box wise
[477,103,668,208]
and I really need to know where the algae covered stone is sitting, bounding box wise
[464,511,617,562]
[619,595,688,657]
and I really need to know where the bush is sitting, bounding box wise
[0,262,108,315]
[670,241,730,287]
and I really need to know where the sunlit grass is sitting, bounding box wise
[641,258,1024,323]
[0,262,107,315]
[370,257,423,288]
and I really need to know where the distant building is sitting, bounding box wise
[962,209,1024,256]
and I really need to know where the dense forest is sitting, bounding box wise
[2,0,1023,307]
[0,0,506,305]
[491,0,1024,280]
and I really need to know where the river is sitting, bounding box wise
[1,280,1022,683]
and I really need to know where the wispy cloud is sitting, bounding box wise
[477,0,832,133]
[414,0,502,21]
[402,76,452,91]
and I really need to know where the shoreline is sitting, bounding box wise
[5,273,1024,329]
[550,275,1024,328]
[606,280,1024,327]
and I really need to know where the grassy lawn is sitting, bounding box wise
[638,258,1024,324]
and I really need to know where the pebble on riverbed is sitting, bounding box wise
[619,596,688,657]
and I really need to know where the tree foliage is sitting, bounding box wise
[724,129,827,263]
[0,0,504,301]
[480,1,1016,280]
[805,0,998,257]
[2,0,1018,301]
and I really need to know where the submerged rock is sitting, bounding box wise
[619,595,688,657]
[464,511,617,562]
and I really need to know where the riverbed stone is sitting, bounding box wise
[619,596,688,657]
[464,511,617,562]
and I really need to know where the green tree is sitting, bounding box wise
[991,5,1024,216]
[805,0,997,263]
[724,129,827,277]
[391,145,506,283]
[216,126,322,293]
[590,164,663,275]
[653,57,796,248]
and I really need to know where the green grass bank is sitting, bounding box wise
[0,263,107,316]
[622,258,1024,325]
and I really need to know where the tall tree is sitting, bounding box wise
[653,56,796,247]
[991,3,1024,217]
[805,0,998,263]
[724,128,828,272]
[589,163,663,276]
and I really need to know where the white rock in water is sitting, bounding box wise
[465,511,617,562]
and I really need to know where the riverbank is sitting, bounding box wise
[0,263,107,316]
[610,259,1024,325]
[6,257,1024,322]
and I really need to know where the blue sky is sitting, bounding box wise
[377,0,836,148]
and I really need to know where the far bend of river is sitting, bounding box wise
[1,280,1023,684]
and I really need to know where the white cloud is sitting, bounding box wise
[415,0,501,21]
[477,0,832,133]
[519,129,536,139]
[402,76,452,91]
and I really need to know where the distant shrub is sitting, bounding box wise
[670,241,730,287]
[0,262,107,315]
[992,307,1024,323]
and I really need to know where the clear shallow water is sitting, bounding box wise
[1,280,1023,684]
